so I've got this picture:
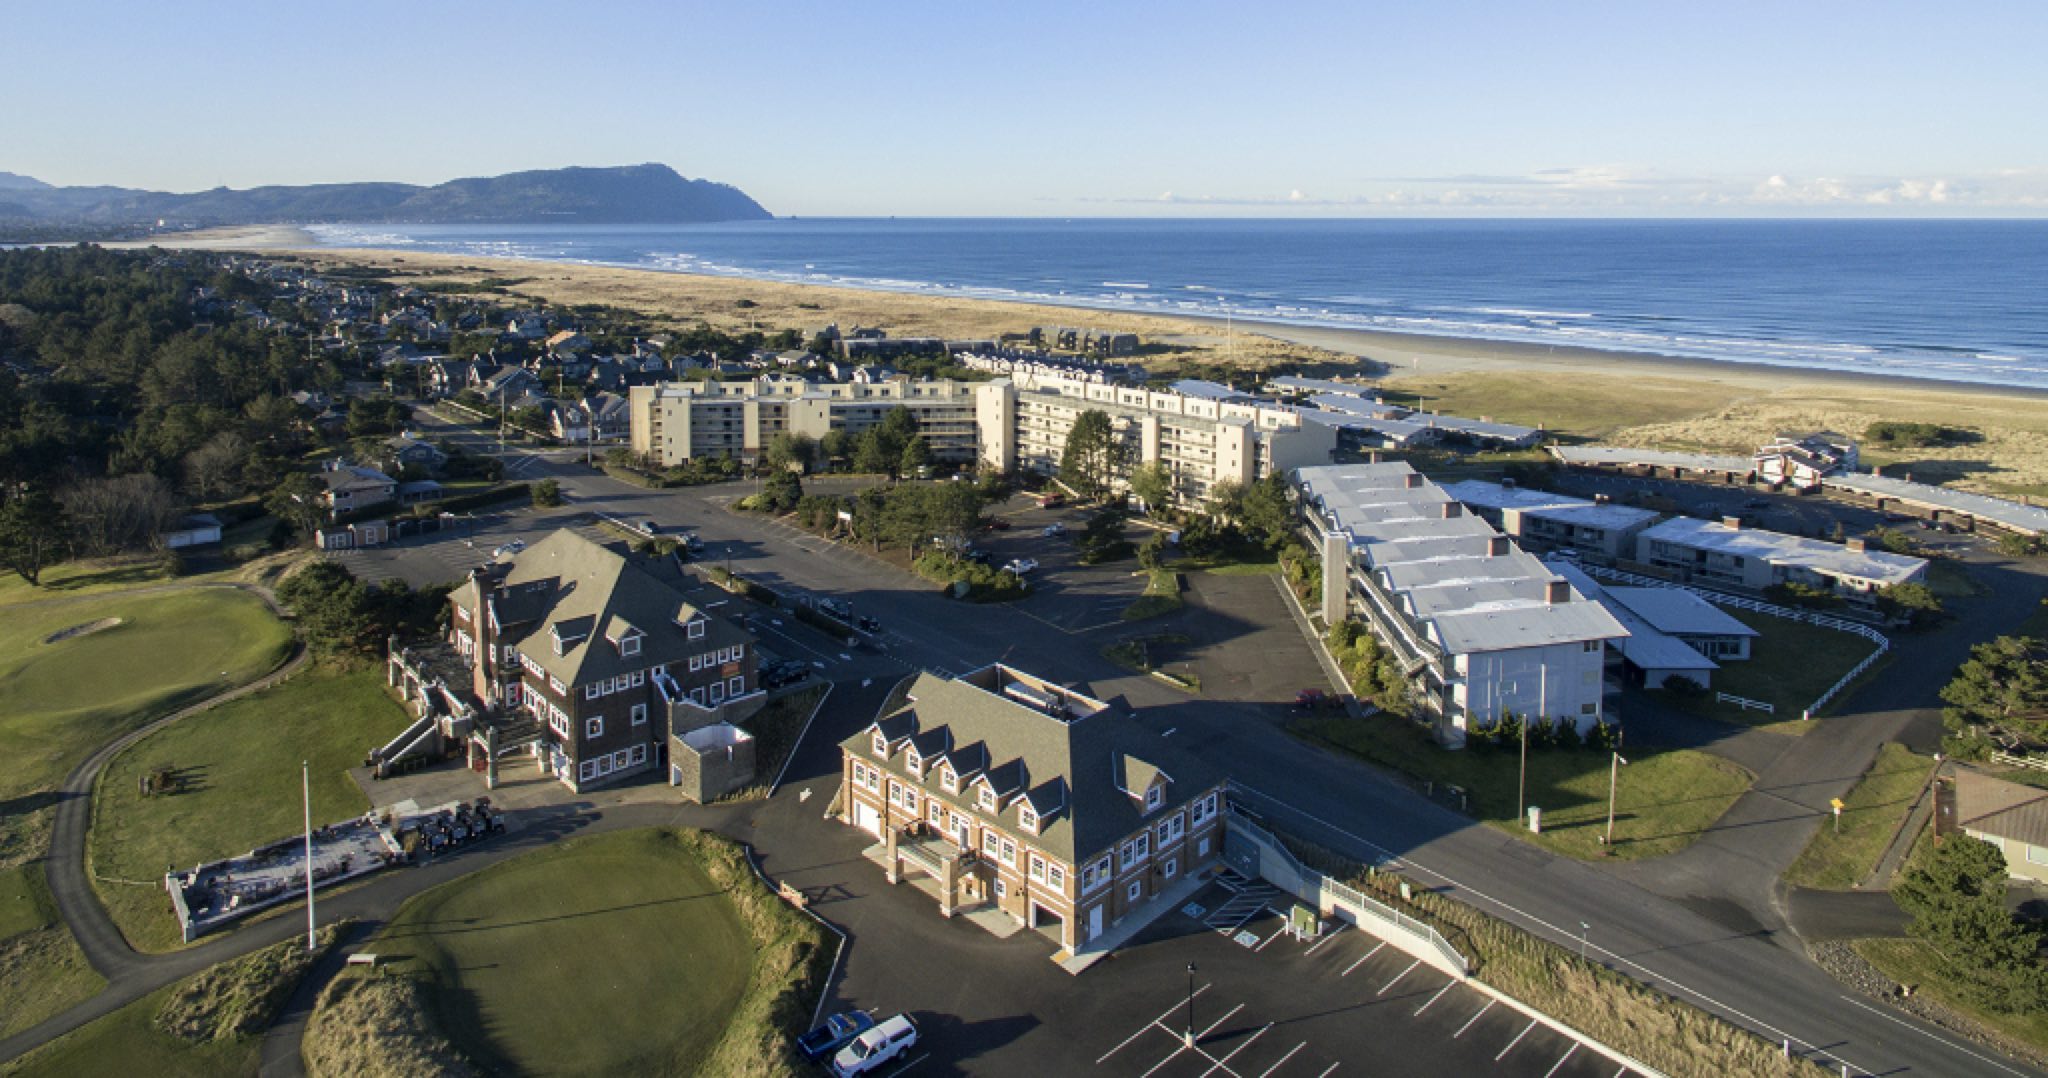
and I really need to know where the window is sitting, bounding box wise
[732,643,744,660]
[1047,864,1065,890]
[630,703,647,726]
[993,878,1006,899]
[611,749,628,768]
[621,635,641,657]
[630,670,644,687]
[1157,813,1184,846]
[1135,833,1150,861]
[982,830,999,858]
[1144,784,1164,813]
[585,716,603,739]
[1198,836,1211,857]
[585,683,600,700]
[902,788,918,813]
[999,837,1017,868]
[1084,854,1112,892]
[1191,792,1218,826]
[872,732,888,755]
[709,681,725,704]
[940,766,958,793]
[1126,879,1143,902]
[687,619,706,640]
[1017,805,1038,833]
[631,744,647,765]
[905,750,922,777]
[1162,857,1177,880]
[1029,854,1046,882]
[978,786,996,812]
[1583,640,1599,652]
[578,760,596,782]
[689,655,703,672]
[2030,845,2048,867]
[728,675,744,697]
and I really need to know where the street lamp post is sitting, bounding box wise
[1579,921,1590,961]
[1184,962,1198,1047]
[1603,751,1630,848]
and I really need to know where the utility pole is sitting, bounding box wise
[1604,752,1629,847]
[302,760,316,952]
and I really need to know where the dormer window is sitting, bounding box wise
[1018,805,1039,834]
[620,634,641,657]
[871,732,888,756]
[1144,783,1164,813]
[905,750,922,777]
[686,617,706,640]
[977,785,996,812]
[940,765,958,793]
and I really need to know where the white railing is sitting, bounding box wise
[1225,807,1468,977]
[1715,692,1774,714]
[1579,563,1891,720]
[1991,750,2048,774]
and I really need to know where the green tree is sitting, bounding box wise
[1894,834,2048,1011]
[763,431,817,474]
[1206,478,1248,522]
[1128,461,1174,514]
[852,430,893,476]
[264,472,327,538]
[900,434,932,477]
[1059,410,1123,499]
[0,487,69,587]
[761,469,803,512]
[1875,581,1942,627]
[1940,635,2048,754]
[1239,475,1294,548]
[532,478,562,507]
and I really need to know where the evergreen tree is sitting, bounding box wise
[0,487,69,587]
[1059,410,1122,499]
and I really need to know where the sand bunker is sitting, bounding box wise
[43,617,122,645]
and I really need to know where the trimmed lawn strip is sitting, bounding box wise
[0,558,174,608]
[327,828,826,1077]
[1282,834,1830,1078]
[1667,608,1882,729]
[90,666,410,953]
[1291,712,1752,861]
[1783,743,1937,890]
[1121,569,1184,621]
[1852,937,2048,1060]
[0,586,294,870]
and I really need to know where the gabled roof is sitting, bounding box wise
[1956,769,2048,850]
[844,665,1218,863]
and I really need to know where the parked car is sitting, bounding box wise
[965,549,992,565]
[1003,558,1039,575]
[492,539,526,558]
[831,1014,918,1076]
[1042,523,1067,538]
[762,660,810,688]
[797,1011,875,1061]
[818,597,853,620]
[985,517,1012,530]
[856,615,882,634]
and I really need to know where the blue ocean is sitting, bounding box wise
[310,218,2048,390]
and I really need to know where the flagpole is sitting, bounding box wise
[304,760,316,951]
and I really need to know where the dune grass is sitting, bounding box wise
[1783,743,1937,890]
[89,665,410,952]
[1291,712,1752,861]
[0,863,103,1042]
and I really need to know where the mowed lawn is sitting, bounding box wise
[0,587,293,864]
[1784,742,1937,890]
[373,829,755,1077]
[1292,713,1754,861]
[1668,608,1884,731]
[91,666,411,952]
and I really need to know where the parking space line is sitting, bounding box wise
[1195,1003,1245,1043]
[1541,1043,1579,1078]
[1376,958,1419,997]
[1452,999,1494,1038]
[1097,983,1213,1063]
[1201,1022,1273,1078]
[1257,1041,1307,1078]
[1139,1046,1189,1078]
[1341,941,1384,976]
[1303,923,1345,955]
[1254,925,1286,952]
[1413,979,1456,1017]
[1495,1018,1538,1062]
[1315,1064,1339,1077]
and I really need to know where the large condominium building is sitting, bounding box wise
[630,376,996,466]
[1296,463,1629,748]
[447,530,760,793]
[1635,516,1928,596]
[628,371,1336,503]
[1440,480,1662,560]
[841,664,1225,957]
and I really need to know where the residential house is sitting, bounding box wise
[1947,770,2048,885]
[319,463,396,518]
[841,664,1226,956]
[1755,432,1858,491]
[383,432,448,474]
[546,330,592,357]
[505,312,548,340]
[447,530,760,793]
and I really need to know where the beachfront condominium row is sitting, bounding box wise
[1295,462,1629,749]
[628,371,1336,503]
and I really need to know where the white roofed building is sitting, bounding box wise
[1635,516,1928,597]
[1442,480,1661,560]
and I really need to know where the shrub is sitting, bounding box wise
[1663,675,1707,697]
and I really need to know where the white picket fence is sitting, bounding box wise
[1579,564,1890,719]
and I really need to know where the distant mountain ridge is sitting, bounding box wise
[0,164,771,225]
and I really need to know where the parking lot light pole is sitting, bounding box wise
[1184,962,1197,1047]
[1603,752,1629,848]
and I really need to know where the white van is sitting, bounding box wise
[830,1013,918,1075]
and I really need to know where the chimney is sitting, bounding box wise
[1441,502,1463,519]
[1501,477,1518,490]
[1488,535,1511,557]
[1404,473,1424,489]
[1368,451,1382,464]
[1722,516,1743,530]
[1546,579,1571,604]
[1846,537,1867,552]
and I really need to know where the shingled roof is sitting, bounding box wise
[844,665,1220,864]
[1957,769,2048,851]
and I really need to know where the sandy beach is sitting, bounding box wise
[145,227,2048,499]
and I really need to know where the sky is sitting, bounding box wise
[6,1,2047,217]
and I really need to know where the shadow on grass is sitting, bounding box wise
[381,889,735,940]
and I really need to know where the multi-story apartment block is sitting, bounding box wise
[840,665,1225,957]
[1298,463,1629,749]
[629,371,1334,505]
[447,530,759,793]
[1441,479,1661,561]
[1635,515,1926,597]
